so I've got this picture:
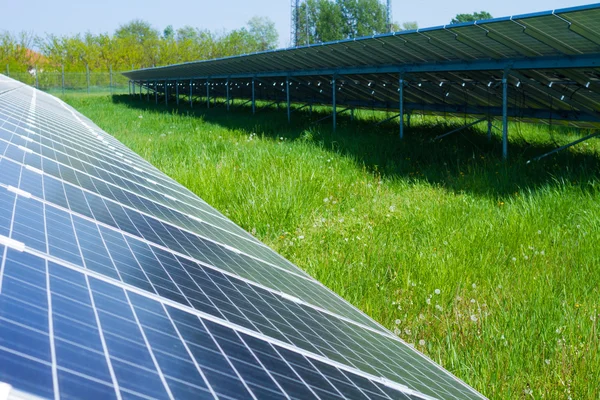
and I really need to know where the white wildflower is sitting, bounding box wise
[434,289,441,295]
[470,315,478,322]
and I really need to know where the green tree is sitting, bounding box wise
[401,21,418,31]
[450,11,493,24]
[337,0,387,38]
[296,0,388,45]
[247,16,278,51]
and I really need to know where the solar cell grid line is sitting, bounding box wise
[0,176,398,344]
[0,94,224,228]
[0,95,230,227]
[0,78,485,399]
[4,145,390,332]
[0,96,296,266]
[0,130,294,276]
[0,247,437,400]
[0,94,308,275]
[0,159,384,332]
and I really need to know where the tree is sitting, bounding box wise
[337,0,387,38]
[450,11,493,24]
[401,21,418,31]
[295,0,389,45]
[247,16,278,51]
[163,25,175,40]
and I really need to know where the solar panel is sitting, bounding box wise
[123,4,600,136]
[0,75,485,399]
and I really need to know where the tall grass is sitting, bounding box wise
[63,93,600,399]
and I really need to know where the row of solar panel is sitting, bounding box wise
[0,77,485,399]
[123,6,600,80]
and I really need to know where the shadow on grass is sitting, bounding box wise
[112,94,600,198]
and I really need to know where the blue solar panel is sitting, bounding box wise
[0,75,484,399]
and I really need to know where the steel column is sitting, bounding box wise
[189,80,193,108]
[487,119,492,141]
[155,81,158,104]
[226,79,230,111]
[176,80,179,105]
[252,79,256,114]
[165,80,168,106]
[502,70,509,160]
[286,77,291,123]
[399,75,404,139]
[206,80,210,109]
[332,76,337,132]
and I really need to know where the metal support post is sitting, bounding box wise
[128,81,131,96]
[399,74,404,139]
[61,65,65,95]
[487,119,492,141]
[109,66,113,95]
[176,80,179,106]
[146,81,149,102]
[286,77,291,123]
[165,80,168,106]
[189,80,193,108]
[502,69,509,160]
[350,108,354,121]
[332,75,337,132]
[155,81,158,104]
[206,80,210,109]
[226,79,230,111]
[252,79,256,114]
[139,81,142,100]
[406,113,411,128]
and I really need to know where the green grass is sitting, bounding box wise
[62,93,600,399]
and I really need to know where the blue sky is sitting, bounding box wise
[3,0,594,47]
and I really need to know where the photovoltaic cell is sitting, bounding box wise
[0,75,485,399]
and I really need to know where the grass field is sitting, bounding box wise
[62,93,600,399]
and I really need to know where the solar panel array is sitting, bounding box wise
[0,75,485,399]
[124,4,600,129]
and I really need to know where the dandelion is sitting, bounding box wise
[524,255,529,260]
[472,283,477,289]
[323,198,329,203]
[497,284,503,289]
[393,328,401,335]
[394,319,401,325]
[138,115,143,119]
[540,250,545,256]
[443,241,448,245]
[389,205,395,212]
[434,289,441,295]
[426,298,431,305]
[545,359,551,365]
[418,339,426,346]
[512,257,517,262]
[470,298,476,304]
[404,328,411,335]
[470,315,478,322]
[537,230,542,234]
[279,137,284,140]
[435,305,443,311]
[298,235,304,240]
